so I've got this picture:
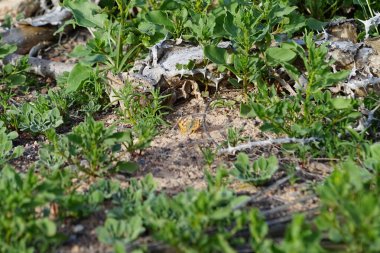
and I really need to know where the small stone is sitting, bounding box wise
[71,245,80,253]
[365,37,380,54]
[328,22,357,43]
[73,224,84,234]
[355,47,374,69]
[79,160,89,168]
[328,41,361,69]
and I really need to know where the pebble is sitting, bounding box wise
[73,224,84,234]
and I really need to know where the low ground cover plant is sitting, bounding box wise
[316,144,380,253]
[232,153,279,185]
[97,172,255,252]
[0,167,63,253]
[0,166,119,253]
[38,117,139,176]
[240,32,366,158]
[7,102,63,134]
[0,121,23,167]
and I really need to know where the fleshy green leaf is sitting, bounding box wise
[65,63,92,93]
[266,47,297,65]
[331,97,353,110]
[64,0,108,28]
[145,11,174,30]
[204,45,228,65]
[115,161,139,174]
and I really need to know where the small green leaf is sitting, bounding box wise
[145,11,174,30]
[7,74,26,86]
[370,143,380,158]
[69,44,105,64]
[210,208,231,220]
[204,45,228,65]
[37,219,57,237]
[325,70,350,84]
[64,0,108,28]
[114,241,127,253]
[234,153,250,173]
[331,98,353,110]
[306,18,327,31]
[89,190,104,204]
[67,134,83,145]
[7,131,18,140]
[223,11,238,37]
[281,61,301,81]
[229,195,250,209]
[266,47,297,65]
[12,146,24,159]
[66,63,92,93]
[0,43,17,58]
[109,131,132,142]
[240,103,256,118]
[115,161,139,174]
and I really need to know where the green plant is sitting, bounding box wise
[210,98,237,109]
[240,32,362,157]
[116,86,169,152]
[123,119,157,153]
[316,143,380,253]
[142,0,224,45]
[232,153,279,185]
[38,117,139,176]
[97,217,145,248]
[291,0,351,20]
[288,0,380,23]
[98,173,251,252]
[64,0,144,73]
[276,214,323,253]
[117,85,169,126]
[279,33,350,120]
[145,8,189,39]
[0,42,33,127]
[0,39,16,59]
[0,56,31,90]
[143,0,214,40]
[224,127,246,148]
[0,121,23,167]
[185,9,217,46]
[248,209,274,253]
[0,163,119,253]
[59,63,108,110]
[0,90,15,125]
[7,102,63,134]
[55,174,121,219]
[204,0,303,94]
[0,167,63,252]
[3,90,70,133]
[204,166,231,191]
[200,146,216,167]
[0,38,34,91]
[43,89,72,117]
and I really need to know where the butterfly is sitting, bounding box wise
[178,117,201,135]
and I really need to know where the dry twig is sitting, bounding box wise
[218,137,318,155]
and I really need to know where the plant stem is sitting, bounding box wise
[304,71,315,123]
[115,1,125,73]
[243,74,248,96]
[365,0,379,34]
